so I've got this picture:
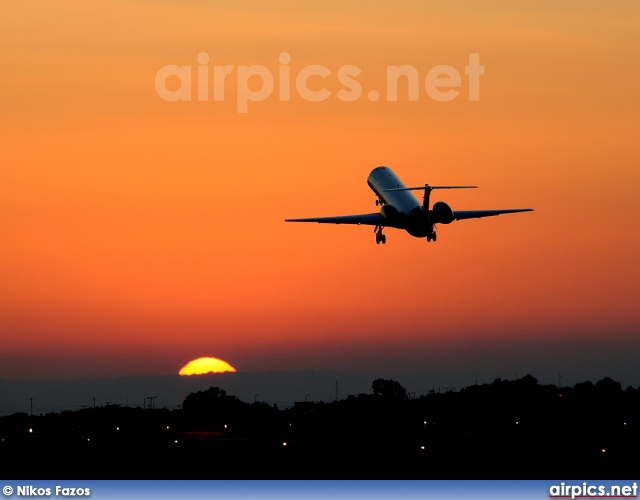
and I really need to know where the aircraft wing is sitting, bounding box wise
[285,213,386,226]
[453,208,533,220]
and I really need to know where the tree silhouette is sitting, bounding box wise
[181,386,244,428]
[372,378,408,400]
[182,386,239,412]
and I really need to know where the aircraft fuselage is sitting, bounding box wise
[367,166,431,237]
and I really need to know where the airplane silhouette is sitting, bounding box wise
[286,166,533,244]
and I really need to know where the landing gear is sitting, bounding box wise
[374,226,386,245]
[426,229,437,242]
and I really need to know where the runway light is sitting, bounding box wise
[282,442,287,446]
[116,427,119,431]
[420,446,425,450]
[224,424,227,429]
[87,439,90,442]
[167,426,170,430]
[29,428,33,433]
[515,421,519,425]
[174,440,178,443]
[602,449,606,453]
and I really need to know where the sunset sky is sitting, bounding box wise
[1,1,639,390]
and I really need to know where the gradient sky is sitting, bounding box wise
[1,1,639,388]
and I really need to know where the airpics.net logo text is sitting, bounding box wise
[155,52,484,112]
[549,482,638,499]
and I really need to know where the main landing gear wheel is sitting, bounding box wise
[426,231,437,242]
[374,226,386,245]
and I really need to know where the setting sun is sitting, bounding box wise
[179,357,237,376]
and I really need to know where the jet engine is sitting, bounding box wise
[380,204,400,221]
[430,201,454,224]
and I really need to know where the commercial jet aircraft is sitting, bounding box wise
[285,166,533,244]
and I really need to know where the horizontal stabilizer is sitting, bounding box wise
[384,185,477,192]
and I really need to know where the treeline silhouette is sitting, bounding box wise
[1,375,639,479]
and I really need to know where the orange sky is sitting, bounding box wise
[1,1,639,385]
